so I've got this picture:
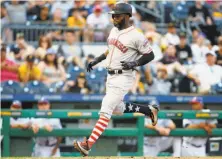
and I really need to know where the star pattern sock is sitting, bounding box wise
[123,103,152,116]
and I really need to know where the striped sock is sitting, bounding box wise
[88,116,110,148]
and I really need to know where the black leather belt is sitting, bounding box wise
[108,69,123,75]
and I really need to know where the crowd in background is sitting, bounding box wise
[1,0,222,95]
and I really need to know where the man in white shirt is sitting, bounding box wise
[188,51,222,94]
[85,5,109,42]
[181,97,217,157]
[163,23,180,46]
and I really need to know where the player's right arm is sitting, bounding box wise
[87,50,109,72]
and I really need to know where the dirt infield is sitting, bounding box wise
[2,157,222,159]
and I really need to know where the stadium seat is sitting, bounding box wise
[24,81,50,94]
[49,81,65,93]
[173,3,189,21]
[94,67,107,77]
[86,73,105,93]
[67,65,84,81]
[211,83,222,94]
[1,80,24,94]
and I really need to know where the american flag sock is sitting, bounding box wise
[124,103,152,116]
[88,116,110,148]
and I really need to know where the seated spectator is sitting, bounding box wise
[18,55,41,83]
[9,33,35,64]
[63,72,91,94]
[130,70,145,95]
[85,5,109,42]
[144,22,162,46]
[215,36,222,66]
[146,34,163,62]
[27,0,47,20]
[36,5,50,21]
[57,30,82,62]
[5,0,27,23]
[1,45,19,82]
[211,1,222,22]
[10,100,30,129]
[69,56,84,69]
[1,3,9,26]
[46,8,64,41]
[68,0,89,18]
[67,8,86,42]
[50,1,73,19]
[188,51,222,94]
[145,66,172,95]
[176,32,193,65]
[188,0,213,26]
[191,34,209,64]
[162,23,180,46]
[35,35,52,60]
[38,48,66,86]
[157,45,187,79]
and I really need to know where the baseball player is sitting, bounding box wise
[144,100,181,157]
[181,97,217,157]
[10,100,30,129]
[31,98,62,157]
[74,2,159,156]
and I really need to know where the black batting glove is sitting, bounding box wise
[120,61,138,70]
[87,62,93,72]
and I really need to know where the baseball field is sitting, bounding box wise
[2,157,222,159]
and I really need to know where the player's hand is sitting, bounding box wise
[21,124,30,129]
[87,60,98,72]
[44,124,53,132]
[120,61,138,70]
[198,122,206,128]
[32,124,39,134]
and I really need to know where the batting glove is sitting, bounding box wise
[120,61,138,70]
[87,62,94,72]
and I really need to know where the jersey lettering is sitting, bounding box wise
[108,38,128,53]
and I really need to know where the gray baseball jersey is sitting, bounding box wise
[31,118,62,146]
[105,26,152,69]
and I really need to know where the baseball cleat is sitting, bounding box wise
[149,105,159,126]
[74,137,91,156]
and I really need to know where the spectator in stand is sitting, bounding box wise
[191,27,201,43]
[188,0,213,26]
[176,32,193,65]
[162,23,180,46]
[35,35,52,61]
[38,48,66,86]
[85,5,109,42]
[157,45,187,79]
[46,8,64,41]
[145,66,171,95]
[191,34,209,64]
[1,3,9,26]
[68,0,89,18]
[18,55,41,83]
[188,51,222,94]
[10,100,30,129]
[50,1,73,19]
[129,71,146,95]
[67,8,86,42]
[211,1,222,23]
[146,34,163,62]
[63,72,91,94]
[5,0,27,23]
[36,5,50,21]
[215,36,222,66]
[9,33,35,64]
[27,0,47,20]
[144,22,162,46]
[57,30,82,63]
[1,45,19,82]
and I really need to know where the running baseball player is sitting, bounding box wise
[144,100,181,157]
[181,97,217,157]
[31,98,62,157]
[74,2,159,156]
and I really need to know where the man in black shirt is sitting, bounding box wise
[188,1,213,25]
[175,32,193,65]
[215,36,222,66]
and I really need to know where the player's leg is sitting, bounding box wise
[74,86,123,156]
